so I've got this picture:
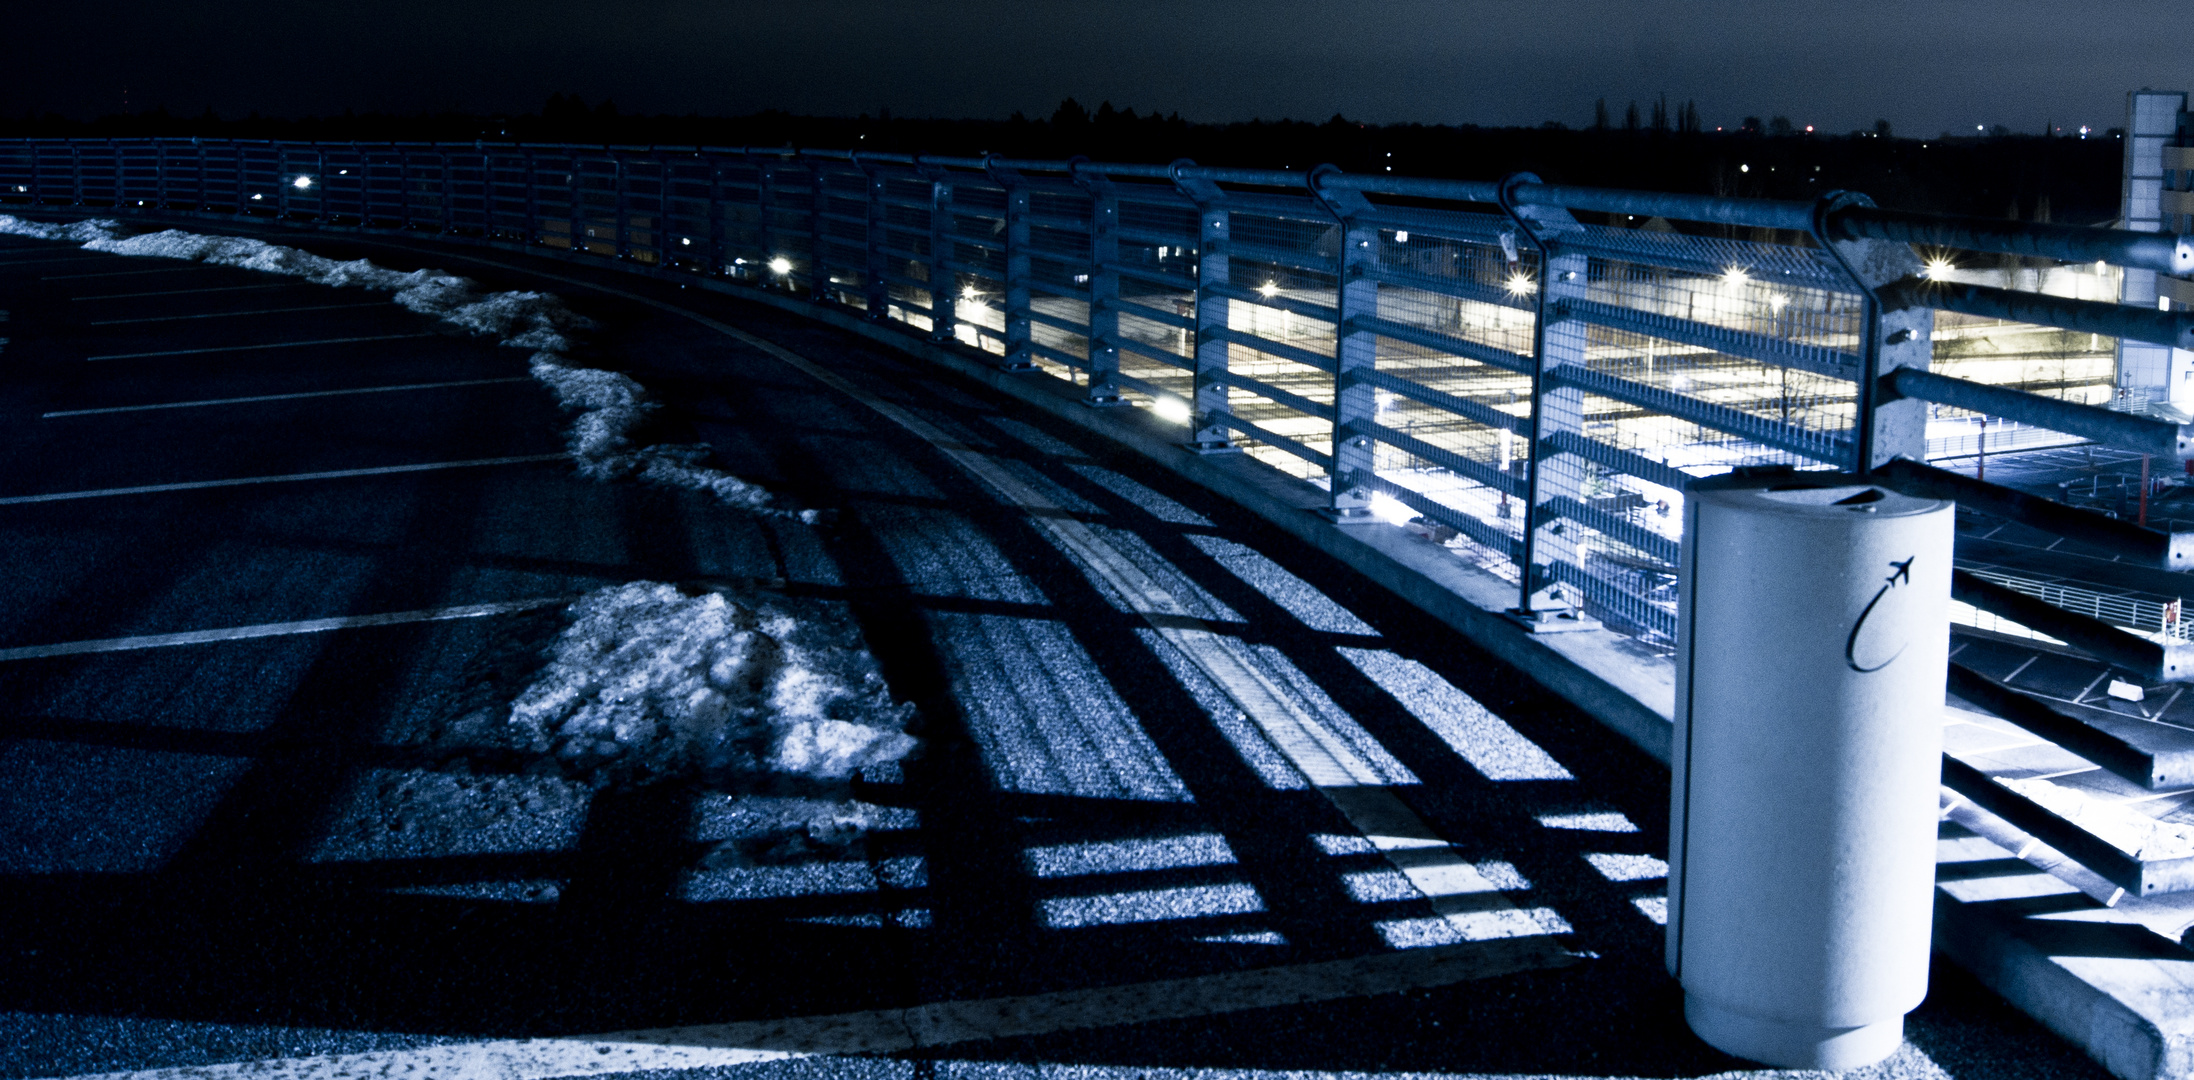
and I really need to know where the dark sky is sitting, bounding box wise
[8,1,2189,137]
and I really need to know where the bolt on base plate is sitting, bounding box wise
[1503,606,1603,633]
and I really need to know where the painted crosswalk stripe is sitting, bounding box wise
[43,266,211,280]
[0,598,568,663]
[42,938,1571,1080]
[42,377,533,418]
[73,283,296,300]
[0,453,566,505]
[86,332,436,360]
[90,302,387,325]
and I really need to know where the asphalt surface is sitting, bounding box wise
[0,220,2116,1079]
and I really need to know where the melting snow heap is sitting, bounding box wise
[0,214,813,519]
[501,581,918,788]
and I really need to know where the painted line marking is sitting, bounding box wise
[0,598,567,664]
[0,453,566,505]
[73,284,296,301]
[43,266,211,280]
[42,377,533,418]
[86,333,436,361]
[89,302,387,326]
[0,253,110,266]
[491,261,1557,940]
[40,937,1572,1080]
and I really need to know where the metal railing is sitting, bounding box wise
[3,137,2192,645]
[13,135,2194,889]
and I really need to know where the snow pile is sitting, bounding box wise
[0,215,124,243]
[0,213,813,518]
[1998,775,2194,861]
[442,581,916,791]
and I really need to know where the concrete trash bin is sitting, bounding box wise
[1667,472,1953,1069]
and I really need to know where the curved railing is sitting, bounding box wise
[3,137,2191,644]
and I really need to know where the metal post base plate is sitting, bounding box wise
[1181,440,1242,455]
[1503,606,1603,634]
[1317,506,1382,525]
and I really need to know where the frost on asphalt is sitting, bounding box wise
[0,213,815,519]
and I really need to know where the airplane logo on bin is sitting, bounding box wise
[1845,556,1917,673]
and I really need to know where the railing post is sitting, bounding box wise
[1314,166,1380,519]
[1499,173,1597,625]
[986,156,1036,370]
[807,155,830,302]
[1814,190,1933,471]
[751,151,778,284]
[521,145,541,248]
[919,158,959,343]
[1068,161,1126,404]
[568,150,585,254]
[1174,163,1233,442]
[613,151,632,258]
[706,149,730,276]
[853,152,890,319]
[440,147,455,234]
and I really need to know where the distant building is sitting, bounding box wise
[2116,89,2192,407]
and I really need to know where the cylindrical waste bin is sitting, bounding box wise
[1667,472,1952,1069]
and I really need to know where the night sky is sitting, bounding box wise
[7,0,2188,137]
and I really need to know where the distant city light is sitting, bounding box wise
[768,256,792,275]
[2080,126,2093,139]
[292,175,313,189]
[681,237,691,245]
[1923,257,1956,279]
[1768,294,1790,313]
[1804,125,1814,133]
[1504,272,1536,297]
[1739,164,1749,173]
[1152,396,1193,424]
[1393,230,1409,243]
[250,193,263,200]
[1258,280,1279,298]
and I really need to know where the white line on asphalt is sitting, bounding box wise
[0,253,109,266]
[0,597,568,664]
[73,283,295,301]
[500,262,1562,939]
[43,266,209,280]
[90,302,388,325]
[41,938,1571,1080]
[85,333,436,360]
[0,453,566,505]
[41,377,533,418]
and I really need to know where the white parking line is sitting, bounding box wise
[0,453,566,505]
[0,253,109,266]
[85,333,436,361]
[43,266,210,280]
[73,284,295,301]
[0,598,567,663]
[42,377,533,418]
[91,302,387,326]
[41,938,1571,1080]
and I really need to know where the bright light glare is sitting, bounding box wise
[1393,230,1409,243]
[250,193,263,200]
[292,175,313,189]
[1923,257,1955,280]
[1503,272,1535,297]
[1153,396,1193,424]
[768,256,792,275]
[1257,280,1279,298]
[680,237,691,245]
[1767,293,1789,313]
[1721,266,1749,286]
[962,285,981,301]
